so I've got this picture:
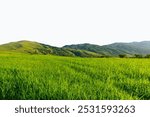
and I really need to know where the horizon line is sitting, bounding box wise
[0,39,150,47]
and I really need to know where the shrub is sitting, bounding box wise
[134,54,143,58]
[119,54,127,58]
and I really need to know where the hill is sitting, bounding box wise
[63,41,150,56]
[1,40,150,57]
[0,40,102,57]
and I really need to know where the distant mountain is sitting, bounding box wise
[63,43,112,55]
[1,40,150,57]
[0,40,102,57]
[104,41,150,55]
[63,41,150,56]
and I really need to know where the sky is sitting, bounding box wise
[0,0,150,47]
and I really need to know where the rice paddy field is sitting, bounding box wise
[0,53,150,100]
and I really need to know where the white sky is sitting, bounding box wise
[0,0,150,47]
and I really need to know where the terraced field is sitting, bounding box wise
[0,53,150,100]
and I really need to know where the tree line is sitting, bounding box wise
[118,54,150,58]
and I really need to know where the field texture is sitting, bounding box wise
[0,53,150,100]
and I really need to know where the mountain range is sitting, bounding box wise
[0,40,150,57]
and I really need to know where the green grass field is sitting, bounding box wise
[0,53,150,100]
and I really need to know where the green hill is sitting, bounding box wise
[104,41,150,55]
[0,40,102,57]
[63,43,114,55]
[1,40,150,57]
[63,41,150,56]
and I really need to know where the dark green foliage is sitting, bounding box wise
[119,54,127,58]
[134,54,143,58]
[145,54,150,58]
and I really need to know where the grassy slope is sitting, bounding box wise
[0,40,44,53]
[1,40,150,57]
[0,40,102,57]
[63,41,150,56]
[0,53,150,100]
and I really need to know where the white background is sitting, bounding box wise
[0,0,150,46]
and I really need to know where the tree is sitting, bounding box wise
[145,54,150,58]
[134,54,143,58]
[119,54,127,58]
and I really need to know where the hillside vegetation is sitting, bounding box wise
[63,41,150,56]
[0,53,150,100]
[1,40,150,57]
[0,40,102,57]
